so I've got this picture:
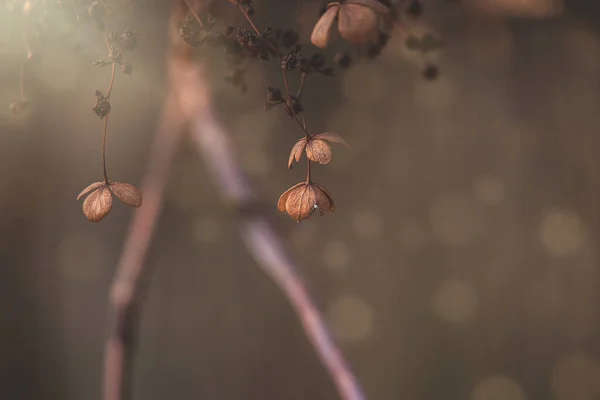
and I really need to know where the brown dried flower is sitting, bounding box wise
[277,182,335,222]
[311,0,388,49]
[77,181,142,222]
[288,132,349,168]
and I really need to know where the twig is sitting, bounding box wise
[181,54,365,400]
[102,3,191,400]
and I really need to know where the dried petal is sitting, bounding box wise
[288,138,308,169]
[82,186,113,222]
[109,182,142,207]
[306,139,333,165]
[346,0,389,14]
[313,132,349,147]
[286,184,317,222]
[278,182,305,212]
[314,183,336,214]
[310,5,340,49]
[77,181,105,200]
[338,4,379,45]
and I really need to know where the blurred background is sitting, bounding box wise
[1,0,599,399]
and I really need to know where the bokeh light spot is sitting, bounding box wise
[538,210,587,257]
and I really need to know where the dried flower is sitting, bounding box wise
[77,181,142,222]
[288,132,349,168]
[311,0,388,49]
[93,90,111,118]
[277,182,335,222]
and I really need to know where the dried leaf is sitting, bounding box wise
[286,184,317,222]
[346,0,389,14]
[310,5,340,49]
[77,181,104,200]
[288,138,308,169]
[306,139,333,165]
[313,132,349,147]
[338,4,379,45]
[109,182,142,207]
[83,186,112,222]
[278,182,305,212]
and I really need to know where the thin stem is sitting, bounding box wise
[102,116,109,184]
[296,72,307,99]
[107,62,116,99]
[305,159,311,183]
[237,4,261,36]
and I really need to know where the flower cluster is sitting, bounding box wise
[178,0,444,222]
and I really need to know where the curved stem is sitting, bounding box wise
[102,116,109,184]
[237,4,260,36]
[107,62,116,99]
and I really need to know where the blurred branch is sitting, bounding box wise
[179,29,365,400]
[103,1,365,400]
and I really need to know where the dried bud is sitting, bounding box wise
[120,62,133,75]
[311,0,387,49]
[288,132,349,168]
[281,53,298,71]
[278,182,335,222]
[119,29,138,51]
[77,181,142,223]
[93,90,111,118]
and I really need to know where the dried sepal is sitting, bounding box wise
[288,138,308,169]
[77,181,105,200]
[278,182,336,222]
[277,182,305,212]
[313,183,336,215]
[108,182,142,207]
[83,185,113,222]
[338,3,379,45]
[310,4,340,49]
[305,139,332,165]
[346,0,389,15]
[313,132,349,147]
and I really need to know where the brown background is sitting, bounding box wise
[1,0,599,399]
